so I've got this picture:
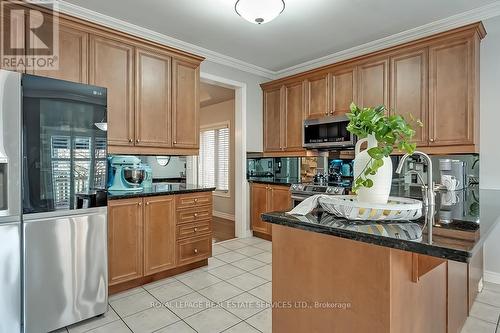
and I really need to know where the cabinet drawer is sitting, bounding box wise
[177,220,212,239]
[176,192,212,209]
[176,206,211,224]
[177,235,212,265]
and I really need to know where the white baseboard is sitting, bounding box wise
[213,211,235,221]
[484,270,500,285]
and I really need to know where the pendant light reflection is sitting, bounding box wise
[235,0,285,24]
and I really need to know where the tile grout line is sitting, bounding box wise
[107,302,135,333]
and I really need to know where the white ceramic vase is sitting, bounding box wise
[353,134,392,204]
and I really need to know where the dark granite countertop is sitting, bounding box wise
[247,177,299,186]
[108,183,215,200]
[261,187,500,263]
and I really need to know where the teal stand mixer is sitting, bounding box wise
[108,156,147,192]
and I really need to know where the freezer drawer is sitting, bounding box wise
[23,209,108,333]
[0,221,21,333]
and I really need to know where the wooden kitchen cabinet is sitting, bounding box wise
[263,86,284,152]
[30,16,89,83]
[390,48,428,147]
[251,183,291,239]
[305,73,330,119]
[108,198,143,286]
[135,47,172,148]
[357,57,389,108]
[329,65,357,116]
[90,35,135,147]
[172,57,200,149]
[143,196,176,276]
[428,37,478,147]
[284,81,305,151]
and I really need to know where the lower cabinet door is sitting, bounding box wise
[251,183,271,235]
[144,196,176,275]
[108,198,143,285]
[177,235,212,266]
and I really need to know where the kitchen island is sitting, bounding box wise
[261,188,500,333]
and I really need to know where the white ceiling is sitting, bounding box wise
[200,82,235,108]
[63,0,498,72]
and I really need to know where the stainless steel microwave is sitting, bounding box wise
[303,115,356,149]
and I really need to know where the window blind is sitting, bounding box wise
[198,125,230,192]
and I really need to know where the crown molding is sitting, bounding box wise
[275,1,500,78]
[56,1,500,81]
[56,1,277,79]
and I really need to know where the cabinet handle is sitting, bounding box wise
[194,248,198,254]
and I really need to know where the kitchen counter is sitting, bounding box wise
[108,183,215,200]
[261,187,498,263]
[247,177,300,186]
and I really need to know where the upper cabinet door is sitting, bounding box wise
[330,66,357,116]
[429,38,475,146]
[390,49,428,147]
[305,73,329,119]
[357,58,389,108]
[135,48,172,147]
[172,58,200,149]
[30,17,88,83]
[263,86,283,152]
[0,2,25,72]
[284,81,305,151]
[90,35,134,147]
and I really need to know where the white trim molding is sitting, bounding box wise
[57,1,500,81]
[275,1,500,77]
[57,1,276,79]
[484,270,500,285]
[213,211,236,221]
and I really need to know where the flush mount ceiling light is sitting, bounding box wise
[235,0,285,24]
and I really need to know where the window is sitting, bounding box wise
[198,123,230,192]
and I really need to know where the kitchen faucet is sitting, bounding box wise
[396,151,435,207]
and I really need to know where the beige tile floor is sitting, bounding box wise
[53,236,499,333]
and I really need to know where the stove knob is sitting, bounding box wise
[333,188,340,194]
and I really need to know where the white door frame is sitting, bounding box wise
[194,72,250,239]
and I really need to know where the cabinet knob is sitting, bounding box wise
[194,227,198,232]
[194,213,198,217]
[174,140,177,144]
[430,138,435,142]
[194,198,198,202]
[146,202,150,205]
[194,248,198,254]
[138,202,142,206]
[128,139,133,143]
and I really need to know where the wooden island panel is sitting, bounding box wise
[272,224,452,333]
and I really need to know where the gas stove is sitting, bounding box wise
[290,183,348,207]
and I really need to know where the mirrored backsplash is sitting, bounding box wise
[108,155,187,183]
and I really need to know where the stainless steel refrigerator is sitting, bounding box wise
[0,69,109,333]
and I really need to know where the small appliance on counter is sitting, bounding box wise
[108,156,146,192]
[439,159,466,190]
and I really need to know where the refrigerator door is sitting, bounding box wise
[23,207,108,333]
[0,69,22,218]
[0,221,21,333]
[21,74,107,214]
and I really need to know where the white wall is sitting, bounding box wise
[200,60,268,152]
[480,16,500,282]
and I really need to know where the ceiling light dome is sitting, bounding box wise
[235,0,285,25]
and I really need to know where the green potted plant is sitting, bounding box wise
[346,103,421,204]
